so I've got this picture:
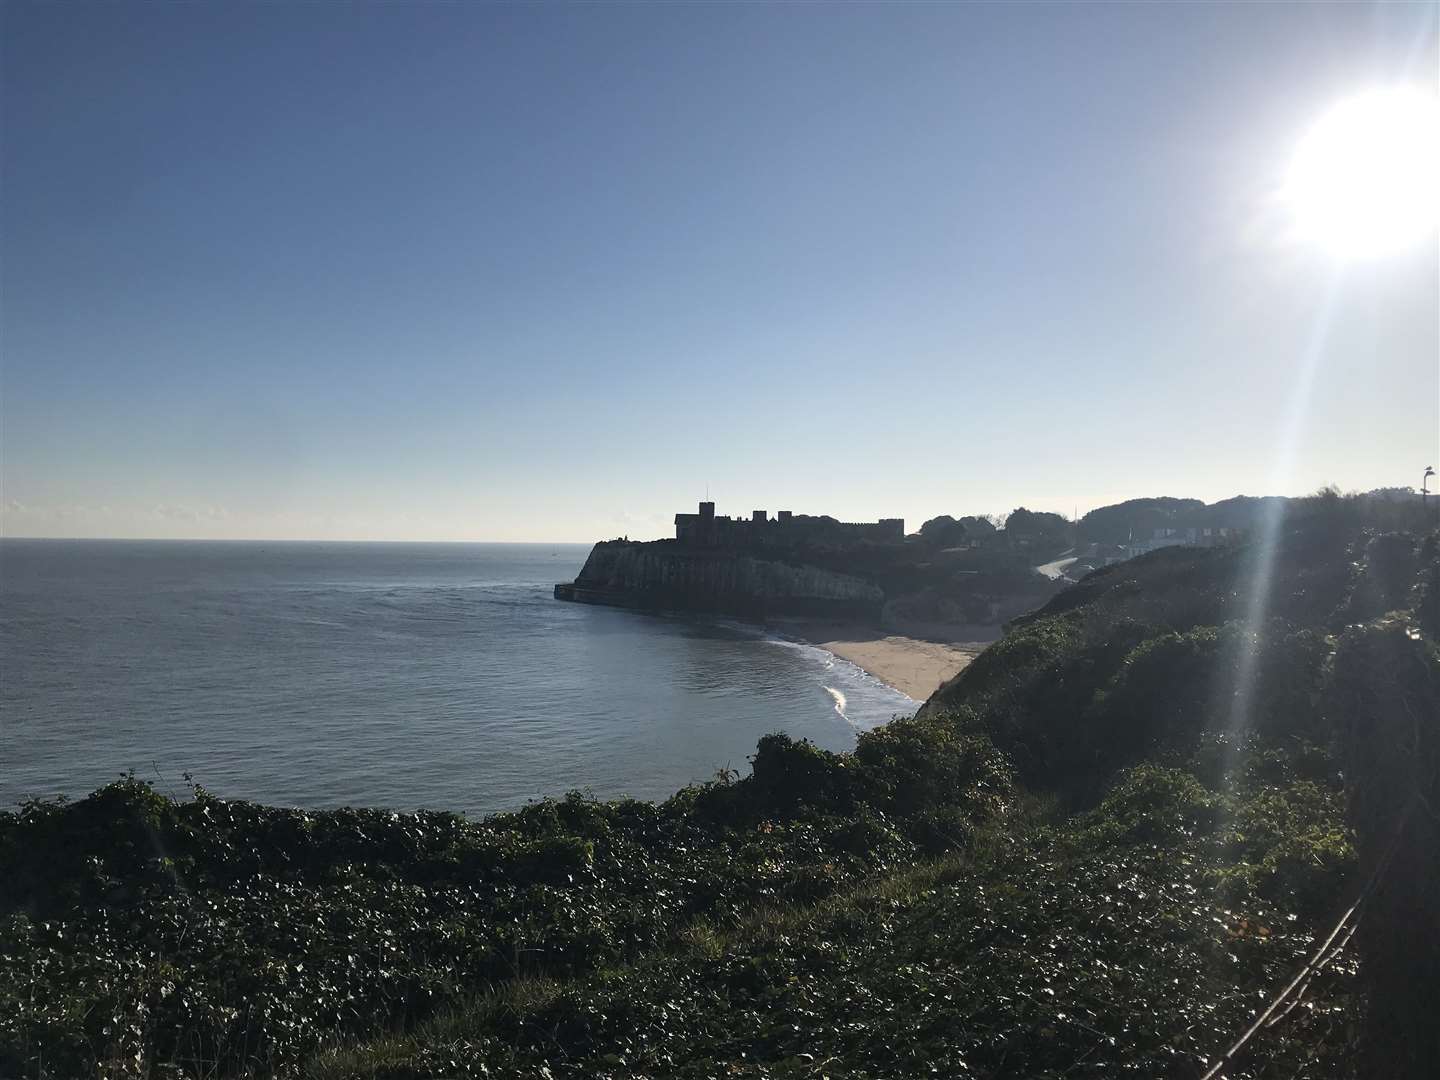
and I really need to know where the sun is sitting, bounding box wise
[1283,88,1440,259]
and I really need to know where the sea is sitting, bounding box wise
[0,540,916,817]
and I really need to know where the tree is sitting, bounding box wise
[918,515,968,548]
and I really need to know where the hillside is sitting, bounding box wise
[2,492,1436,1079]
[557,493,1327,631]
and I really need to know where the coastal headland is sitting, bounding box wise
[554,500,1067,695]
[553,536,988,696]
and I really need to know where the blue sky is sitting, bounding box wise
[3,2,1436,541]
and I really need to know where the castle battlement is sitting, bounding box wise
[673,502,903,549]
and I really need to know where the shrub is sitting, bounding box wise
[1077,764,1220,846]
[746,733,854,817]
[852,711,1012,830]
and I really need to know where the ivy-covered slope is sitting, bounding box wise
[314,749,1361,1080]
[3,493,1436,1079]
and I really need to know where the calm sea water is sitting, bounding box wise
[0,540,915,816]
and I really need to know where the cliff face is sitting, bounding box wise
[556,541,884,619]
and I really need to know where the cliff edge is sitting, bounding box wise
[555,540,885,619]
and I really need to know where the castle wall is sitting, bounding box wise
[672,503,904,549]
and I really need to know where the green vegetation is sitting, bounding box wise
[314,762,1355,1080]
[3,492,1436,1078]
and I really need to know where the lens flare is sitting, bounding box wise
[1284,88,1440,258]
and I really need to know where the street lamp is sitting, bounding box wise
[1424,466,1436,507]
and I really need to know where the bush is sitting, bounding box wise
[852,711,1012,828]
[747,733,855,817]
[1078,764,1220,845]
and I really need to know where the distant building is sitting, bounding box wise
[1125,526,1237,560]
[1080,542,1130,568]
[673,501,904,549]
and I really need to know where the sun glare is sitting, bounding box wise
[1284,88,1440,258]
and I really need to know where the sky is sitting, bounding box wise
[2,2,1437,542]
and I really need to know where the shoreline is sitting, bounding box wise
[770,618,1000,703]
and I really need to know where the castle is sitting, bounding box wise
[673,501,904,549]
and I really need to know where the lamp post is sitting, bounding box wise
[1424,466,1435,509]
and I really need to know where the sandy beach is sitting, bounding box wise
[774,620,1001,702]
